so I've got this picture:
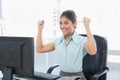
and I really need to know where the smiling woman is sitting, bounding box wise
[36,10,96,80]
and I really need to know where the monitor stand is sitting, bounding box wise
[3,67,13,80]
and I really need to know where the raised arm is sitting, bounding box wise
[83,17,97,55]
[36,20,55,53]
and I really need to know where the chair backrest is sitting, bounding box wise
[81,34,108,80]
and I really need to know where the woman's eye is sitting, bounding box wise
[64,21,68,25]
[60,22,62,25]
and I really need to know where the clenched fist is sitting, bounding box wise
[83,17,90,28]
[38,20,44,30]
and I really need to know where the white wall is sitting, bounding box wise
[1,0,59,38]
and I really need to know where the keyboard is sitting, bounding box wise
[34,71,61,80]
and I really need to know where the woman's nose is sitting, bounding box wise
[60,24,65,28]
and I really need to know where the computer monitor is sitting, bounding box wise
[0,36,34,80]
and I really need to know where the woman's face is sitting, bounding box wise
[60,16,76,36]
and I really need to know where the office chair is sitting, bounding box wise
[47,34,109,80]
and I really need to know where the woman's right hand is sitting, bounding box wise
[38,20,44,30]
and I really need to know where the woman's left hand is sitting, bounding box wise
[83,17,90,28]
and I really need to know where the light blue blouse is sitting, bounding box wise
[53,32,87,72]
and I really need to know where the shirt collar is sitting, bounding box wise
[58,35,64,44]
[58,31,79,44]
[71,31,79,44]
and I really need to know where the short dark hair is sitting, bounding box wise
[60,10,77,23]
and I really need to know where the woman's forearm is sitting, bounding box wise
[85,26,97,55]
[36,30,43,53]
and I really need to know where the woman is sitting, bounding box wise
[36,10,97,79]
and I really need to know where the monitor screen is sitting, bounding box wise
[0,36,34,80]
